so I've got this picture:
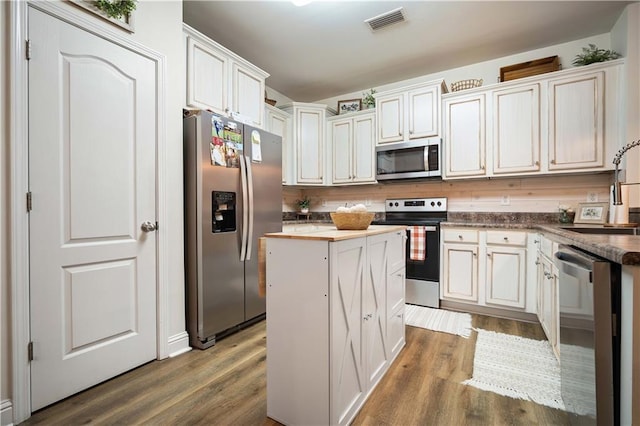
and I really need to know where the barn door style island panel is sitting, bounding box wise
[264,225,406,426]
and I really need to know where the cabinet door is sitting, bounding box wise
[265,107,290,184]
[408,85,439,139]
[444,94,486,178]
[539,257,557,350]
[296,108,324,185]
[442,243,478,302]
[548,71,604,170]
[231,63,265,128]
[365,234,392,390]
[377,94,404,144]
[485,246,526,309]
[387,304,405,359]
[330,238,366,425]
[493,84,541,174]
[352,114,376,183]
[186,36,227,115]
[331,118,353,184]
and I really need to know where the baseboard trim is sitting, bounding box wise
[167,331,191,358]
[440,300,539,323]
[1,399,14,426]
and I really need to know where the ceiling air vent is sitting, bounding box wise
[365,7,406,32]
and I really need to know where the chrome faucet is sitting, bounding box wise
[612,139,640,205]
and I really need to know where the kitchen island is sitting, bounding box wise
[264,225,406,426]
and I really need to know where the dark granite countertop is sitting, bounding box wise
[442,221,640,265]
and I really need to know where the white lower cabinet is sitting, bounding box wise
[441,227,532,314]
[266,229,405,426]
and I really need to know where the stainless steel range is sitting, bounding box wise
[374,197,447,308]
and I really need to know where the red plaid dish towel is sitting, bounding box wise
[409,226,426,261]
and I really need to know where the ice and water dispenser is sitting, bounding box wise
[212,191,236,233]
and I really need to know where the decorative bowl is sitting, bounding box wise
[330,212,374,230]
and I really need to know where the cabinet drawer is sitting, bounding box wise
[540,236,555,259]
[443,229,479,243]
[388,306,405,359]
[486,230,527,246]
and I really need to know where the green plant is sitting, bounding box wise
[95,0,137,19]
[296,196,311,209]
[572,44,620,66]
[362,88,376,108]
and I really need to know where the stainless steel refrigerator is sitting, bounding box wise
[183,110,282,349]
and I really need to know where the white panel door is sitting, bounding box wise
[377,94,404,144]
[331,119,353,184]
[296,109,324,184]
[485,246,527,309]
[444,94,486,178]
[352,114,376,183]
[330,238,365,425]
[186,36,227,115]
[493,84,541,174]
[28,8,157,410]
[408,85,438,139]
[232,62,264,128]
[442,243,478,301]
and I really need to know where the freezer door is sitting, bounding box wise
[244,126,283,320]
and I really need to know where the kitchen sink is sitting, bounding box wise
[560,226,638,235]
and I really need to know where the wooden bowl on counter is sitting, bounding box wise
[330,212,374,230]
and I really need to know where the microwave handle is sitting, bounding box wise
[423,146,429,172]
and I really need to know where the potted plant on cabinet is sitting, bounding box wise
[296,196,311,214]
[362,88,376,109]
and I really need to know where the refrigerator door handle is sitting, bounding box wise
[239,155,249,261]
[245,156,254,261]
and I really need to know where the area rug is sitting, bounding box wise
[404,304,472,338]
[462,328,565,411]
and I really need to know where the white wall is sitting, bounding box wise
[1,0,10,417]
[314,33,611,109]
[612,4,640,208]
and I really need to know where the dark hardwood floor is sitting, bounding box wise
[22,312,570,425]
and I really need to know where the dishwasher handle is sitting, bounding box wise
[555,250,593,283]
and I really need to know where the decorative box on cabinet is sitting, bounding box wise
[280,102,334,185]
[265,229,405,426]
[375,80,446,145]
[264,104,292,184]
[328,110,376,185]
[184,24,268,128]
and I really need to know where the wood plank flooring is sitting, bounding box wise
[22,312,570,425]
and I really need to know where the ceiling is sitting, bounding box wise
[183,1,633,102]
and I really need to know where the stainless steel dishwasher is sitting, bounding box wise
[554,245,620,425]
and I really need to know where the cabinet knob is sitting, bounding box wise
[397,314,403,318]
[458,235,463,240]
[409,130,413,135]
[481,165,485,170]
[473,252,477,257]
[503,237,509,241]
[550,159,556,164]
[535,161,540,166]
[487,253,491,258]
[399,132,403,137]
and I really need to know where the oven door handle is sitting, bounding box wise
[406,225,437,232]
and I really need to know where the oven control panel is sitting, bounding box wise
[385,197,447,213]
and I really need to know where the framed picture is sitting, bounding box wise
[68,0,136,33]
[337,99,362,115]
[574,202,609,224]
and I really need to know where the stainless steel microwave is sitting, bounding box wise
[376,138,442,181]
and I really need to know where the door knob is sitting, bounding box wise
[141,221,157,232]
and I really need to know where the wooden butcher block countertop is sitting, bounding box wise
[265,224,407,242]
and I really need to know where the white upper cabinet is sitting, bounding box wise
[443,93,487,178]
[328,111,376,185]
[375,80,446,145]
[547,70,604,171]
[264,104,292,184]
[280,102,332,186]
[492,83,541,174]
[442,59,622,180]
[184,24,268,128]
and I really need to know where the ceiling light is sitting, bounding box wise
[292,0,312,6]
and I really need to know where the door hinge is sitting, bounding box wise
[28,341,34,362]
[155,221,159,231]
[26,39,32,60]
[26,192,32,212]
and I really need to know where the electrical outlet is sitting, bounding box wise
[501,195,510,206]
[321,199,327,207]
[587,192,598,202]
[365,199,372,206]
